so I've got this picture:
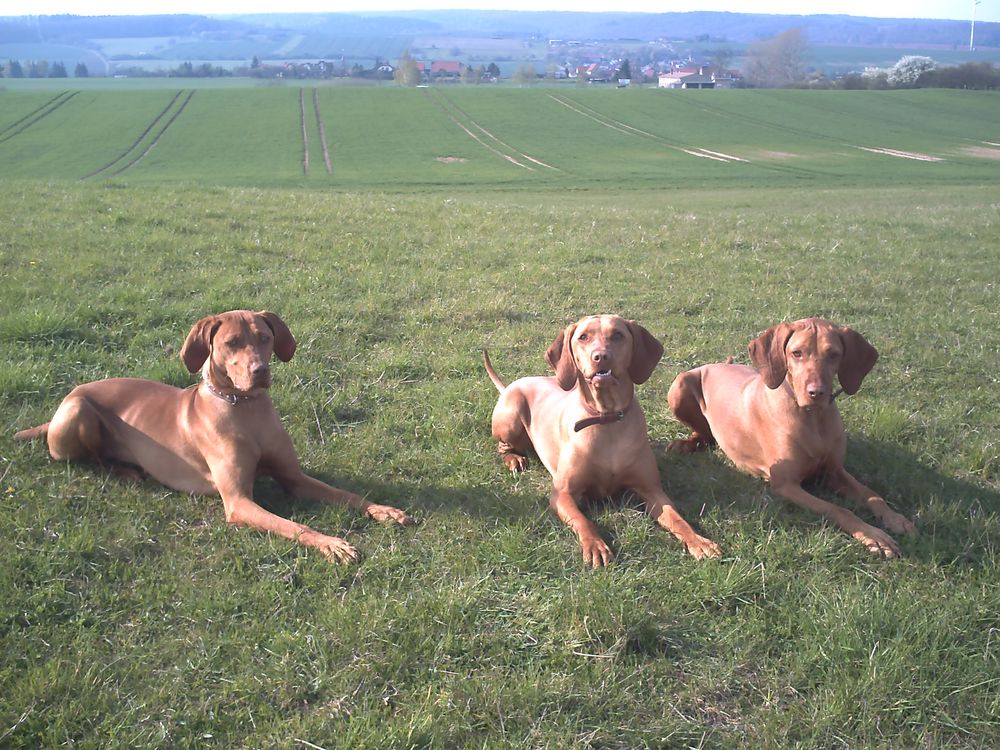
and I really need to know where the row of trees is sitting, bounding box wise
[743,30,1000,90]
[7,46,998,91]
[2,59,89,78]
[839,59,1000,90]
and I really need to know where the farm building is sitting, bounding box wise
[658,71,716,89]
[431,60,463,78]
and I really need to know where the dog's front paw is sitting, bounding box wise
[667,436,708,454]
[685,534,722,560]
[881,510,915,536]
[502,453,529,473]
[366,503,415,526]
[306,533,359,564]
[580,536,614,568]
[852,524,901,558]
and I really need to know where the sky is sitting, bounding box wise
[3,0,997,23]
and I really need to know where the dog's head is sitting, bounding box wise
[545,314,664,392]
[748,317,878,408]
[180,310,296,393]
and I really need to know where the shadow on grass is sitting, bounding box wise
[255,456,726,565]
[655,434,1000,565]
[24,428,994,571]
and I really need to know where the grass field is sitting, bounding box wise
[2,86,999,189]
[1,87,999,747]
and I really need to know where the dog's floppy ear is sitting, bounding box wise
[748,322,794,389]
[837,326,878,395]
[180,315,221,373]
[545,322,579,390]
[258,311,297,362]
[626,320,664,385]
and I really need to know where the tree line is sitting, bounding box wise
[745,29,1000,90]
[1,59,89,78]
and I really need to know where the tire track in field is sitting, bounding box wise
[658,94,835,179]
[668,92,842,146]
[82,91,184,180]
[422,88,535,170]
[670,93,945,168]
[434,89,559,171]
[856,146,943,162]
[106,90,195,178]
[0,91,78,144]
[548,93,748,163]
[300,88,309,175]
[0,91,73,137]
[576,91,826,179]
[312,88,332,175]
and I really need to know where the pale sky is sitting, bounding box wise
[3,0,997,23]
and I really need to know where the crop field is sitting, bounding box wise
[1,86,999,190]
[1,86,999,747]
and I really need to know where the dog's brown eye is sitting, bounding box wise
[225,337,240,349]
[611,331,624,340]
[577,333,589,342]
[791,350,803,359]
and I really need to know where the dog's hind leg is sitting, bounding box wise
[667,370,716,453]
[46,395,107,462]
[491,393,532,473]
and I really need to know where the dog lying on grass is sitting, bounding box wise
[668,317,914,557]
[484,314,721,567]
[15,310,413,562]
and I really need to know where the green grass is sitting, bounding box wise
[2,87,999,189]
[1,178,998,747]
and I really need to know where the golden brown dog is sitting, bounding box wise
[668,317,914,557]
[14,310,413,562]
[485,314,721,567]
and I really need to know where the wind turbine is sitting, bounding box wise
[970,0,982,51]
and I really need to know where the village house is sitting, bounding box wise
[430,60,463,78]
[657,65,740,89]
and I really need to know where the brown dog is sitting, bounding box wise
[14,310,413,562]
[668,317,914,557]
[485,315,721,567]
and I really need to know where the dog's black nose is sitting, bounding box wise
[806,384,826,400]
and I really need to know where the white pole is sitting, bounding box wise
[970,0,981,52]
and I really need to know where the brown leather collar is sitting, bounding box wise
[205,381,259,406]
[573,397,634,432]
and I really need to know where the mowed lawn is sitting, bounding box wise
[2,86,999,189]
[1,175,998,747]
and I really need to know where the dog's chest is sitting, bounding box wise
[569,431,637,495]
[785,419,839,476]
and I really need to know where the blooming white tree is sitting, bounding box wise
[887,56,936,87]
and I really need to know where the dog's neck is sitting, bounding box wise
[574,377,635,431]
[200,363,268,406]
[203,380,261,405]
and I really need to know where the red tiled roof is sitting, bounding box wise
[431,60,462,74]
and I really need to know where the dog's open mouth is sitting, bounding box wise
[589,369,617,386]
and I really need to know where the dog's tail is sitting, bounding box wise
[14,423,50,441]
[482,350,507,393]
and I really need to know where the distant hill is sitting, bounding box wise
[1,10,997,78]
[2,10,997,48]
